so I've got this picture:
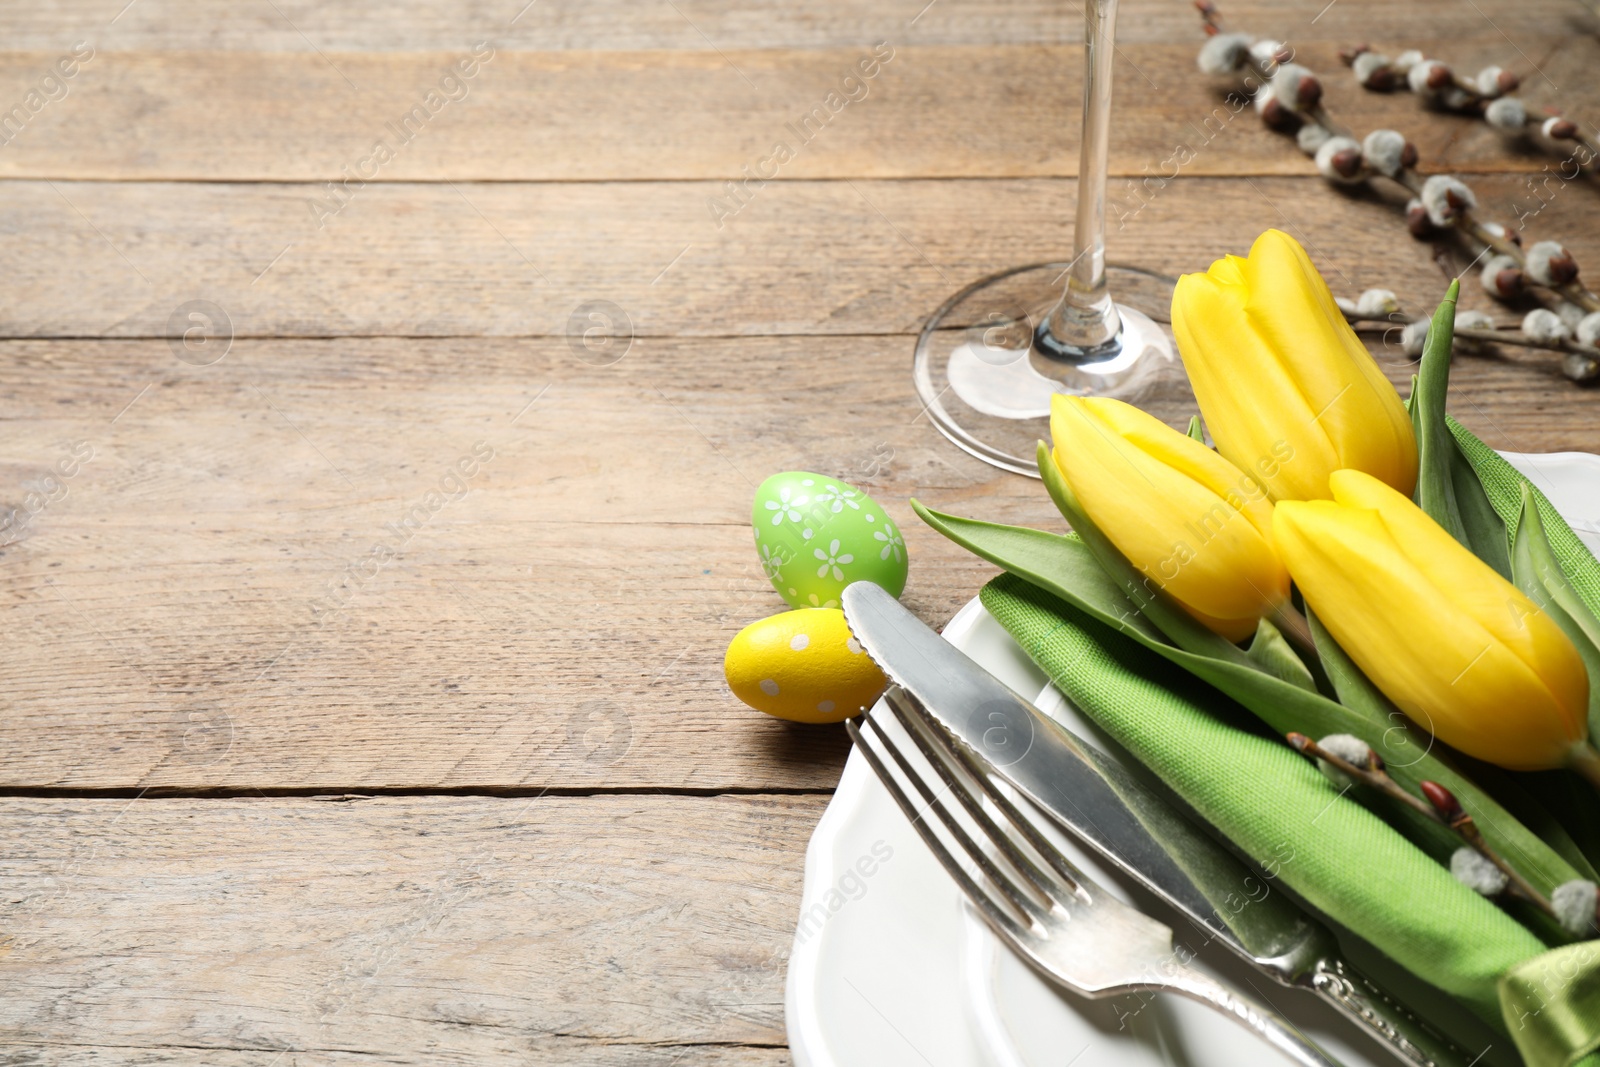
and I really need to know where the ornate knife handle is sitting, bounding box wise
[1304,957,1478,1067]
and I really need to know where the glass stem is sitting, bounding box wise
[1037,0,1122,361]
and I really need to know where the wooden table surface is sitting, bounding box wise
[2,0,1597,1062]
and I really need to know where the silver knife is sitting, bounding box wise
[841,581,1474,1067]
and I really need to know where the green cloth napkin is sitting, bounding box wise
[982,571,1546,1023]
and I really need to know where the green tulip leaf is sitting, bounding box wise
[1511,484,1600,739]
[1448,415,1600,623]
[1411,280,1471,548]
[1246,618,1317,694]
[1186,415,1207,444]
[914,503,1588,899]
[1450,439,1513,580]
[1033,441,1256,670]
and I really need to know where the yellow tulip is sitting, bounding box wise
[1172,229,1418,502]
[1050,395,1290,642]
[1274,469,1590,770]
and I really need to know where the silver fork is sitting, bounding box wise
[847,686,1343,1067]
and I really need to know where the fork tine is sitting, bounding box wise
[846,713,1034,937]
[881,688,1069,908]
[895,687,1089,894]
[851,706,1050,923]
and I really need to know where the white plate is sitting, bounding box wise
[786,451,1600,1067]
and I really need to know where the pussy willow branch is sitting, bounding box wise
[1286,732,1570,928]
[1198,2,1600,321]
[1345,313,1600,363]
[1341,45,1600,165]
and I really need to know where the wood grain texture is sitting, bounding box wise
[0,793,815,1064]
[0,326,1592,791]
[0,39,1593,181]
[4,1,1600,1061]
[2,174,1598,340]
[2,0,1592,50]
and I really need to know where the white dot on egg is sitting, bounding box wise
[817,700,835,714]
[846,637,862,654]
[865,514,875,523]
[759,678,780,696]
[802,478,814,486]
[789,633,810,651]
[802,528,813,539]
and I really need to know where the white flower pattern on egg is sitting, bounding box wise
[874,524,905,563]
[812,483,861,514]
[760,543,786,582]
[765,486,808,525]
[814,539,853,582]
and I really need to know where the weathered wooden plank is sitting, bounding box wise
[0,329,1592,791]
[0,174,1596,340]
[0,39,1589,181]
[3,0,1590,51]
[0,793,814,1064]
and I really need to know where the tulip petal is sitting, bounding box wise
[1241,232,1418,497]
[1173,269,1341,501]
[1172,229,1418,502]
[1329,469,1589,741]
[1275,496,1584,769]
[1050,396,1289,630]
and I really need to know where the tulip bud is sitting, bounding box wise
[1485,97,1528,130]
[1273,469,1591,771]
[1522,308,1571,343]
[1552,880,1599,935]
[1420,175,1476,226]
[1172,230,1418,501]
[1543,116,1579,140]
[1526,241,1578,286]
[1480,254,1524,299]
[1198,32,1253,74]
[1351,52,1396,90]
[1451,848,1509,896]
[1049,395,1289,642]
[1315,136,1365,182]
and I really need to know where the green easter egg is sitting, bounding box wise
[751,471,908,609]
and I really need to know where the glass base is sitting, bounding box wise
[913,263,1195,477]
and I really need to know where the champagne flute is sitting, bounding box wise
[911,0,1193,477]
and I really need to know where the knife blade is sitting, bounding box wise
[841,581,1473,1067]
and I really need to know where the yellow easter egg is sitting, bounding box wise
[724,608,886,724]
